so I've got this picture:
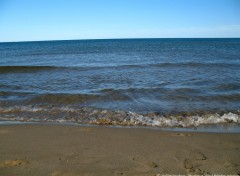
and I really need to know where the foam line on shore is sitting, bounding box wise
[0,106,239,127]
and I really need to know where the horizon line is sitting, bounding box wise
[0,37,240,43]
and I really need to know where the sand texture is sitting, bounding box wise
[0,124,239,175]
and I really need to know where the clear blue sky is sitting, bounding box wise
[0,0,239,42]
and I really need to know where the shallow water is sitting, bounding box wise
[0,38,240,127]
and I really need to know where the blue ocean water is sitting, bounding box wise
[0,38,240,127]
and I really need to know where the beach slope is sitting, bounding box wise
[0,124,239,175]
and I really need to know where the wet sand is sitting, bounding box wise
[0,124,239,176]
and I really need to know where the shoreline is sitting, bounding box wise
[1,106,239,128]
[1,120,240,134]
[0,124,239,175]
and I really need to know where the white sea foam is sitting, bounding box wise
[131,112,240,127]
[0,106,239,127]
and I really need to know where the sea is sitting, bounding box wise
[0,38,240,128]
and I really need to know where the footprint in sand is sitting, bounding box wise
[112,171,126,175]
[170,133,192,137]
[146,161,158,168]
[79,127,95,132]
[51,171,78,176]
[183,150,209,174]
[184,159,193,171]
[132,157,158,169]
[195,151,207,160]
[0,159,29,167]
[183,158,210,175]
[172,133,192,137]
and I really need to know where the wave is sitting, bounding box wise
[149,62,240,68]
[13,92,131,105]
[1,90,240,106]
[25,93,104,104]
[0,91,31,96]
[199,93,240,101]
[0,106,239,127]
[212,84,240,91]
[99,87,164,93]
[0,62,239,73]
[100,88,240,101]
[0,66,59,73]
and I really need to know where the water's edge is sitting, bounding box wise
[1,120,240,134]
[0,106,239,132]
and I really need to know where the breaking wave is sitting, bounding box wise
[1,62,239,73]
[0,106,239,127]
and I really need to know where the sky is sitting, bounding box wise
[0,0,240,42]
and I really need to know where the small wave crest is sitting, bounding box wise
[0,66,59,73]
[0,106,239,127]
[1,62,238,74]
[22,92,131,105]
[149,62,240,68]
[25,93,103,104]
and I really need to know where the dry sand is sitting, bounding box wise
[0,124,239,176]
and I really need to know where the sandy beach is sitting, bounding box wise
[0,124,239,176]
